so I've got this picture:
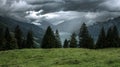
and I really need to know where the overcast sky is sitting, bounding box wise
[1,0,120,26]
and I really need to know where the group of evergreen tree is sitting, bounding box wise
[63,33,77,48]
[0,25,34,51]
[41,26,78,48]
[63,39,69,48]
[1,23,120,50]
[96,25,120,49]
[41,23,120,49]
[79,23,94,49]
[62,23,94,49]
[41,26,62,48]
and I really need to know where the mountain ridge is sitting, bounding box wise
[88,16,120,40]
[0,16,44,42]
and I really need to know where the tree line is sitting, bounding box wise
[0,25,34,51]
[41,23,120,49]
[0,23,120,50]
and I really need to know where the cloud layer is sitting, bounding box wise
[1,0,120,14]
[0,0,120,30]
[25,10,120,25]
[100,0,120,11]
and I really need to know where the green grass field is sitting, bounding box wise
[0,48,120,67]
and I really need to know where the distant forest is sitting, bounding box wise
[0,23,120,51]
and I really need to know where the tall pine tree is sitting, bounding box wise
[55,30,62,48]
[41,26,56,48]
[69,33,77,48]
[112,25,119,47]
[63,39,69,48]
[79,23,94,49]
[106,27,114,48]
[26,30,34,48]
[10,36,18,49]
[96,27,106,49]
[0,28,6,50]
[87,35,94,49]
[5,27,18,50]
[22,37,26,48]
[5,27,12,50]
[14,25,23,49]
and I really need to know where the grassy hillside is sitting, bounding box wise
[0,48,120,67]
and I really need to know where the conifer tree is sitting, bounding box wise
[96,27,106,49]
[69,33,77,48]
[79,23,94,49]
[88,35,94,49]
[112,25,119,47]
[4,27,12,50]
[10,37,18,49]
[14,25,23,49]
[26,30,34,48]
[106,25,120,48]
[22,38,26,48]
[41,26,56,48]
[0,28,6,50]
[55,30,62,48]
[106,27,114,48]
[63,39,69,48]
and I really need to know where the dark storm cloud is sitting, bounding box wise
[23,0,120,12]
[26,0,64,5]
[25,0,65,13]
[0,0,65,14]
[63,0,104,11]
[35,2,65,13]
[0,0,120,24]
[0,0,120,14]
[24,0,104,12]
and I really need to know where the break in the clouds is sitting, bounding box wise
[1,0,120,29]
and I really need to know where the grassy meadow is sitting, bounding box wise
[0,48,120,67]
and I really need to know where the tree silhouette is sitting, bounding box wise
[106,26,114,48]
[0,28,6,50]
[96,27,106,49]
[69,33,77,48]
[79,23,94,49]
[5,27,12,50]
[55,30,62,48]
[14,25,23,49]
[41,26,56,48]
[26,30,34,48]
[63,39,69,48]
[112,25,119,47]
